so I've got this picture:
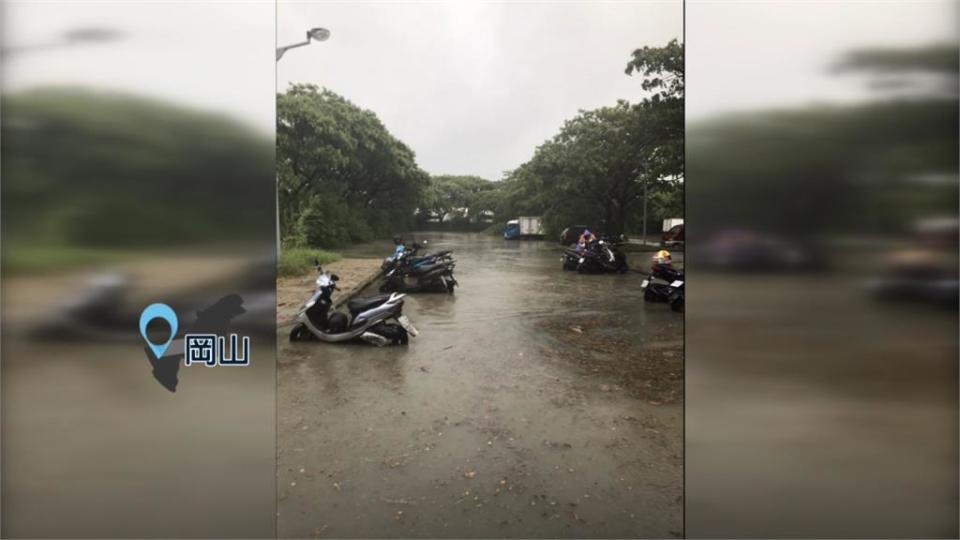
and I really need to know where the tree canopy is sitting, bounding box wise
[419,175,498,225]
[494,39,685,237]
[2,88,273,249]
[277,84,429,247]
[687,43,958,237]
[277,40,686,245]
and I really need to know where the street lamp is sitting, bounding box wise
[276,27,331,256]
[276,27,330,61]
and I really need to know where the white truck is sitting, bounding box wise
[504,216,545,239]
[519,216,544,237]
[662,218,684,232]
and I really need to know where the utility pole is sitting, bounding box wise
[641,173,649,246]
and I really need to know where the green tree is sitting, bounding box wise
[496,40,685,237]
[277,84,428,247]
[687,43,958,237]
[2,88,273,249]
[421,175,498,225]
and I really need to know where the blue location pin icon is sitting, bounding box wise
[139,303,178,359]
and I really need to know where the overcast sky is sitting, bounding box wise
[278,1,682,180]
[4,1,954,181]
[3,1,275,133]
[686,0,958,120]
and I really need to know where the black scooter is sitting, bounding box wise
[641,263,684,312]
[290,268,418,345]
[562,239,629,273]
[381,242,458,293]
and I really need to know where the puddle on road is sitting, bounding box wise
[278,232,683,538]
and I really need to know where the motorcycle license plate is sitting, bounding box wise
[397,315,419,337]
[641,279,649,288]
[670,280,684,287]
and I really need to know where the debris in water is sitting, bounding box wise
[381,497,416,505]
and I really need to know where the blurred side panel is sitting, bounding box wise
[685,1,958,537]
[1,1,276,537]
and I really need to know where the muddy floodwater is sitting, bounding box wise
[278,232,683,538]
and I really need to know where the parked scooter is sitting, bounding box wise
[381,241,458,293]
[562,238,629,273]
[290,267,418,345]
[641,260,684,312]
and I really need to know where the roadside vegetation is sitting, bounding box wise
[277,40,685,246]
[2,89,274,274]
[688,43,958,241]
[277,247,341,277]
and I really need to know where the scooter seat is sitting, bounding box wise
[348,294,392,314]
[412,262,450,275]
[652,264,683,281]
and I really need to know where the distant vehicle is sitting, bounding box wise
[663,218,684,231]
[559,225,589,245]
[504,216,544,239]
[866,217,959,307]
[662,223,684,248]
[695,228,826,272]
[503,220,520,239]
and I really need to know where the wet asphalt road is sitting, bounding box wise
[277,232,683,538]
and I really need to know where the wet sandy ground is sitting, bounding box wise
[278,258,383,326]
[277,233,683,538]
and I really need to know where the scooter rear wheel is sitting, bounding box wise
[374,323,409,345]
[670,292,684,312]
[289,323,310,342]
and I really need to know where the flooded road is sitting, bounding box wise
[278,232,683,538]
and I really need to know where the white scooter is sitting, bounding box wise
[289,268,418,346]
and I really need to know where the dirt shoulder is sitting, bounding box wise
[276,258,383,327]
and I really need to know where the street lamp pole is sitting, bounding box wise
[275,27,330,256]
[642,174,648,246]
